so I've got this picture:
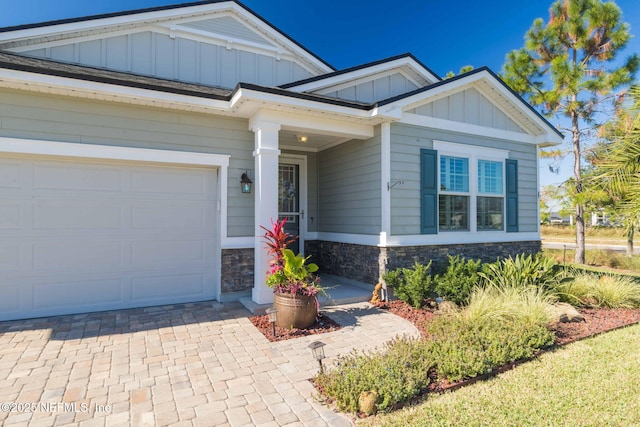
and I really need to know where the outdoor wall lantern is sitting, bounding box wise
[240,171,253,193]
[308,341,326,373]
[266,307,278,337]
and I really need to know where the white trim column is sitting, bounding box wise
[250,116,281,304]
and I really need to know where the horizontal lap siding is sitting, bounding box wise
[390,123,538,235]
[318,132,381,234]
[0,89,254,237]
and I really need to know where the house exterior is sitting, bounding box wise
[0,0,563,321]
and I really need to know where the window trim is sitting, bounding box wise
[433,141,508,233]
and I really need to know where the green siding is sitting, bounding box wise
[0,89,255,237]
[318,130,381,235]
[390,122,538,235]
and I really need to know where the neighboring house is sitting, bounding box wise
[0,0,563,321]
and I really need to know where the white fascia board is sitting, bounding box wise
[284,57,437,93]
[0,68,231,113]
[402,113,541,145]
[232,89,378,134]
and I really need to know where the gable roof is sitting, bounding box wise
[0,0,334,76]
[0,1,564,145]
[280,53,440,91]
[377,67,565,140]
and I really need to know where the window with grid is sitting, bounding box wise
[477,160,504,230]
[439,156,469,231]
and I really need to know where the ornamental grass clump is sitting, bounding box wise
[463,285,556,327]
[556,273,640,308]
[314,336,435,413]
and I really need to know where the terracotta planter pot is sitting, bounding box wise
[273,293,317,329]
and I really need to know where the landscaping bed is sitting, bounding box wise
[249,311,342,342]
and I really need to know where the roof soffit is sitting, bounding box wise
[0,2,332,76]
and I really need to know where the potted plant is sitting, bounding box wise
[262,218,324,329]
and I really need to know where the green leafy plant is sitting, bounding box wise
[478,253,567,292]
[262,218,323,297]
[433,255,481,306]
[314,337,434,413]
[427,315,554,382]
[383,261,434,308]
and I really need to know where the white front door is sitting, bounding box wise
[278,156,306,254]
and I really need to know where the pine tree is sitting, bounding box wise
[502,0,639,264]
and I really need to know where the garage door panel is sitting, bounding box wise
[131,168,207,195]
[132,273,207,301]
[0,244,20,270]
[0,155,220,321]
[0,203,21,228]
[131,203,208,229]
[34,241,122,272]
[0,286,20,312]
[34,163,123,192]
[0,162,21,188]
[32,278,123,310]
[34,201,122,229]
[131,239,207,266]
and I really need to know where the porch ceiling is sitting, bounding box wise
[278,129,351,152]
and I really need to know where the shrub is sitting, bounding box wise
[427,315,555,382]
[556,273,640,308]
[383,261,435,308]
[433,255,481,306]
[478,253,566,292]
[315,336,434,413]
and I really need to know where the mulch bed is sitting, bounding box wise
[249,312,342,342]
[250,298,640,346]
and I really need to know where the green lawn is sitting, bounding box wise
[362,324,640,427]
[541,225,638,245]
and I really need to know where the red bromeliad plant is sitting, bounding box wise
[261,218,323,297]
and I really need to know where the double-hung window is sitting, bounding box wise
[477,160,504,230]
[421,141,514,234]
[439,156,469,231]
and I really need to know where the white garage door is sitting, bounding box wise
[0,155,219,321]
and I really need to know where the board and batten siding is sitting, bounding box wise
[0,88,255,237]
[21,31,313,89]
[318,131,381,235]
[408,88,526,133]
[317,73,419,104]
[390,123,538,235]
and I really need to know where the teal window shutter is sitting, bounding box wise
[506,159,518,232]
[420,148,438,234]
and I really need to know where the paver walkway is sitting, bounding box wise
[0,301,419,426]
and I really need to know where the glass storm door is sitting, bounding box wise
[278,163,301,254]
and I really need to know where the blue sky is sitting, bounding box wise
[3,0,640,187]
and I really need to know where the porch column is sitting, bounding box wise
[251,119,281,304]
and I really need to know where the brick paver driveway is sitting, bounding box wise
[0,301,419,426]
